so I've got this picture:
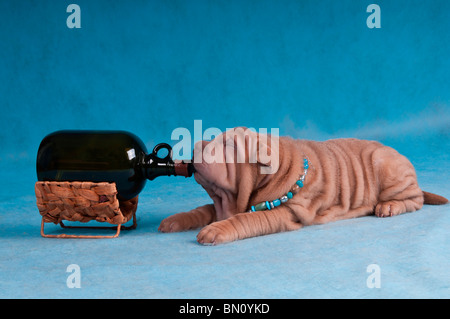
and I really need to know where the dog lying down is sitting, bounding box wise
[159,127,448,245]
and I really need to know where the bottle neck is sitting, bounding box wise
[141,155,194,180]
[140,142,194,181]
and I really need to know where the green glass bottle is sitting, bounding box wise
[36,130,194,200]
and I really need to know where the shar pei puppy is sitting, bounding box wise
[159,127,448,245]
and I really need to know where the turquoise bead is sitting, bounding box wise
[254,202,267,211]
[273,199,281,207]
[251,206,256,212]
[304,159,309,169]
[266,201,271,210]
[296,180,304,187]
[287,192,293,199]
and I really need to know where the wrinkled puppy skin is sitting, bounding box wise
[159,127,448,245]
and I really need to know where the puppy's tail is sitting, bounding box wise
[423,191,449,205]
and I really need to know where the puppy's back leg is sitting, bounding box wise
[373,147,424,217]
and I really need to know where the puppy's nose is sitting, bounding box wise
[190,152,197,172]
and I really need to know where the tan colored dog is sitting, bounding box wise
[159,127,448,245]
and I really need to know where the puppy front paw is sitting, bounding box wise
[197,222,235,245]
[158,213,191,233]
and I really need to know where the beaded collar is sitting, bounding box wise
[248,158,309,212]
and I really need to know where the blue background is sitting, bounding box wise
[0,0,449,298]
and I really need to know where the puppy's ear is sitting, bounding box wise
[256,137,271,167]
[242,130,271,166]
[223,127,279,174]
[256,133,279,175]
[224,127,255,164]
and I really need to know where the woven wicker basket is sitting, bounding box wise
[35,181,138,238]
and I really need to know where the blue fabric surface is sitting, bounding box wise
[0,0,449,298]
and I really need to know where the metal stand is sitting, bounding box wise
[40,213,137,239]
